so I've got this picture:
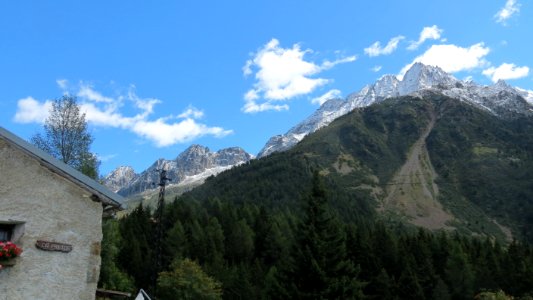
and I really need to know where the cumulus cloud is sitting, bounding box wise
[13,84,232,147]
[482,63,529,82]
[243,38,356,113]
[311,89,342,105]
[132,118,231,147]
[398,43,490,79]
[407,25,443,50]
[13,97,52,123]
[495,0,520,25]
[77,84,114,103]
[364,35,405,57]
[178,106,205,119]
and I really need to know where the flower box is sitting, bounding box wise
[0,258,16,267]
[0,241,23,268]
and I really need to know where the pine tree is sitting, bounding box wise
[369,268,395,299]
[289,172,364,299]
[432,276,451,300]
[163,220,187,267]
[444,244,474,299]
[98,219,135,293]
[117,204,156,291]
[203,217,225,274]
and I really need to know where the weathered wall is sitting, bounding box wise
[0,139,103,300]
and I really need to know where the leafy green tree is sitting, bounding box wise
[474,290,513,300]
[157,258,222,300]
[31,95,100,178]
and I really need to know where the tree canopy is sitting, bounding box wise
[31,95,99,178]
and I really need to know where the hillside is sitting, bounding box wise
[184,92,533,242]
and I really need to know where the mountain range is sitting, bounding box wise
[168,63,533,243]
[104,145,253,198]
[184,93,533,242]
[104,63,533,220]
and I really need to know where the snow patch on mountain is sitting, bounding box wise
[105,145,253,198]
[258,62,533,157]
[177,163,243,187]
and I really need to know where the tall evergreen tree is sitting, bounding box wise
[98,219,135,293]
[444,244,475,299]
[289,172,364,299]
[118,204,156,291]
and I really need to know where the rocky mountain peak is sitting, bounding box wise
[258,63,533,158]
[103,166,138,193]
[178,144,210,159]
[105,145,253,198]
[216,147,254,166]
[399,63,458,95]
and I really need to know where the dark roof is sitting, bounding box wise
[0,127,123,209]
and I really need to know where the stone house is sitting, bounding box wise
[0,127,123,299]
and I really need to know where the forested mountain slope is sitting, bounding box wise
[185,92,533,242]
[103,93,533,298]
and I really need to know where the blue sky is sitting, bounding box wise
[1,1,531,175]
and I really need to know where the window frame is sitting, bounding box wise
[0,220,25,242]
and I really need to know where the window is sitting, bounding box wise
[0,221,25,242]
[0,224,14,241]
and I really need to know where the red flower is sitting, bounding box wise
[0,241,22,261]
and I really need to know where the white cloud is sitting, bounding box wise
[56,79,68,90]
[495,0,520,25]
[13,97,52,123]
[364,35,405,57]
[132,118,232,147]
[178,106,204,119]
[311,89,342,105]
[127,86,161,117]
[242,100,289,114]
[398,43,490,79]
[482,63,529,82]
[407,25,443,50]
[242,59,253,76]
[371,65,382,72]
[243,38,356,113]
[77,84,114,103]
[14,83,232,147]
[321,55,357,69]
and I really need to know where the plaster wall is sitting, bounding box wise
[0,139,103,300]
